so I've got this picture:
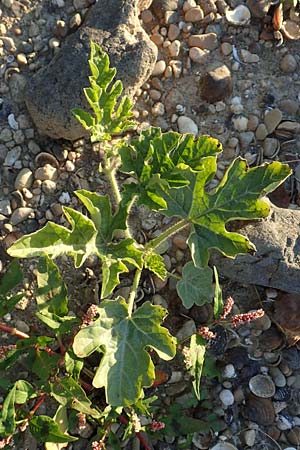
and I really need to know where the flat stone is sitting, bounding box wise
[177,116,198,135]
[151,0,180,18]
[188,33,218,50]
[168,23,180,41]
[264,108,282,134]
[211,204,300,294]
[10,207,34,225]
[165,88,185,113]
[35,164,58,181]
[25,0,157,140]
[14,168,33,190]
[256,123,268,140]
[200,64,232,103]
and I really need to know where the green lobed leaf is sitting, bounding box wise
[8,191,143,298]
[64,350,83,380]
[176,261,213,308]
[144,252,167,280]
[189,334,206,401]
[213,266,223,320]
[35,257,69,332]
[73,298,176,406]
[72,42,135,143]
[51,377,100,418]
[29,416,77,443]
[120,128,221,209]
[0,384,16,437]
[156,158,291,266]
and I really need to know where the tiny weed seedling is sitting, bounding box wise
[1,42,291,449]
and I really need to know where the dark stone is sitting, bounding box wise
[25,0,157,140]
[200,64,233,103]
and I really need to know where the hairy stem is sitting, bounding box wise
[128,269,142,317]
[105,167,122,207]
[146,218,189,251]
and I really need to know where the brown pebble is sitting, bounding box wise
[280,54,297,73]
[188,33,218,50]
[168,23,180,41]
[287,427,300,446]
[279,99,298,115]
[185,6,204,22]
[255,123,268,140]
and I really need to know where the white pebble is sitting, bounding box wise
[219,389,235,406]
[222,364,236,379]
[177,116,198,135]
[8,113,19,130]
[59,192,71,204]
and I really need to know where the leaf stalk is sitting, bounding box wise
[128,269,142,317]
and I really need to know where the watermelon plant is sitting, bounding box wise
[0,42,291,448]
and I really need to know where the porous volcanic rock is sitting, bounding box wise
[211,204,300,294]
[25,0,157,140]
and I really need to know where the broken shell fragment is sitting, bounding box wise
[282,20,300,40]
[225,5,251,25]
[272,3,283,31]
[249,374,276,398]
[274,120,300,139]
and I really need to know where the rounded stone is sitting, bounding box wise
[168,23,180,41]
[184,6,204,22]
[152,60,166,77]
[232,115,248,132]
[280,54,297,73]
[219,389,235,406]
[14,168,33,190]
[279,99,298,115]
[42,180,57,194]
[221,42,232,56]
[177,116,198,135]
[35,164,58,181]
[169,40,181,57]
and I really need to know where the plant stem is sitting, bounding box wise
[0,322,29,339]
[118,415,152,450]
[128,269,142,317]
[105,167,122,207]
[146,218,189,251]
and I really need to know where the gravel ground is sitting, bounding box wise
[1,0,300,449]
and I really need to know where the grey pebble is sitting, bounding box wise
[10,207,34,225]
[0,199,12,216]
[14,168,33,190]
[35,164,58,181]
[4,146,22,166]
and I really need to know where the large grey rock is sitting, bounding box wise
[211,204,300,293]
[25,0,157,141]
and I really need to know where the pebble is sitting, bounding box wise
[28,140,41,154]
[149,89,161,101]
[152,60,166,77]
[14,168,33,190]
[189,47,208,64]
[173,234,188,250]
[42,180,57,194]
[58,191,71,204]
[232,115,248,132]
[219,389,235,406]
[183,0,197,12]
[35,164,58,181]
[243,429,256,447]
[0,199,12,216]
[287,427,300,446]
[200,64,233,103]
[270,367,286,387]
[263,137,279,157]
[239,131,254,150]
[168,24,180,41]
[169,40,181,57]
[221,42,233,56]
[10,207,34,225]
[279,99,298,115]
[4,146,22,166]
[240,49,259,63]
[222,364,236,379]
[280,54,297,73]
[0,128,13,142]
[247,114,259,131]
[264,108,283,134]
[176,319,196,340]
[69,13,82,29]
[7,113,18,130]
[188,33,218,50]
[141,10,153,24]
[177,116,198,135]
[15,320,30,334]
[152,102,165,116]
[255,123,268,140]
[184,6,204,22]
